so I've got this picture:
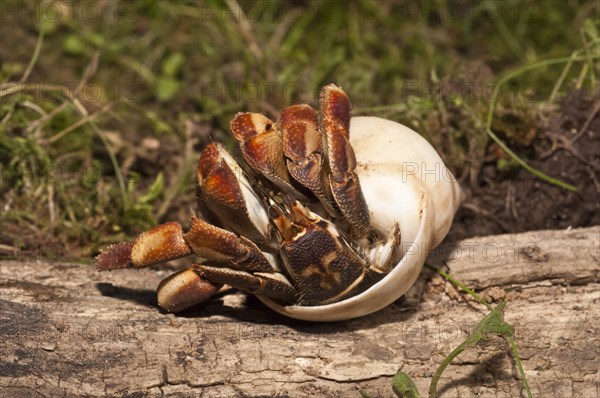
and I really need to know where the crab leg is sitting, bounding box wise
[157,264,297,312]
[156,263,298,312]
[194,265,296,303]
[184,217,298,303]
[97,214,299,311]
[97,216,285,276]
[96,222,193,270]
[157,269,223,312]
[320,84,371,235]
[364,224,402,273]
[230,112,297,193]
[197,143,270,243]
[184,217,275,272]
[95,221,225,311]
[279,104,340,217]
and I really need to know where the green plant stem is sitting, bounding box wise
[19,27,45,84]
[549,51,577,102]
[89,119,128,209]
[491,7,526,62]
[428,339,469,398]
[548,51,577,102]
[486,128,576,192]
[579,29,598,89]
[509,335,533,398]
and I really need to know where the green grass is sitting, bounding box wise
[1,0,598,258]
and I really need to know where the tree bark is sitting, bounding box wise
[1,226,598,397]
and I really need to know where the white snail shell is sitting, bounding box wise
[257,116,462,321]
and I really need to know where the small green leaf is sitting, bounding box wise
[63,35,86,55]
[88,32,106,48]
[40,10,59,34]
[138,172,164,204]
[145,111,173,135]
[155,77,181,102]
[161,52,185,76]
[469,302,513,345]
[1,62,24,78]
[392,372,422,398]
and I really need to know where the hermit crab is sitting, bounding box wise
[96,84,461,321]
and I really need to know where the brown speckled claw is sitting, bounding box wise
[96,222,193,271]
[230,112,297,193]
[96,222,192,271]
[320,84,370,235]
[157,268,223,312]
[130,222,192,268]
[197,143,269,242]
[280,105,340,217]
[184,217,275,272]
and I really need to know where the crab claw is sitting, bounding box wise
[230,112,295,193]
[280,105,340,217]
[183,217,276,272]
[197,143,270,243]
[194,265,297,303]
[96,222,192,271]
[157,268,223,312]
[320,84,370,235]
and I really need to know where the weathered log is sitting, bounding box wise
[1,226,598,397]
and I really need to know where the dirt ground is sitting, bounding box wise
[447,89,599,242]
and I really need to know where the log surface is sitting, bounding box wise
[1,227,599,397]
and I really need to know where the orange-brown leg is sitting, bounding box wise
[320,84,371,236]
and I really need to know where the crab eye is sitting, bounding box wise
[267,204,280,219]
